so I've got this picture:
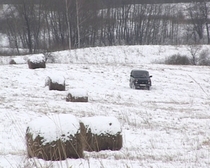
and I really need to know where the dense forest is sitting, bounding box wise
[0,0,210,54]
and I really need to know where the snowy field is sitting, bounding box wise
[0,45,210,168]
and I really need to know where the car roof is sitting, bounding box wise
[131,70,149,73]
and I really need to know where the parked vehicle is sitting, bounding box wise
[129,70,152,90]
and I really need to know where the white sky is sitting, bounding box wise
[0,45,210,168]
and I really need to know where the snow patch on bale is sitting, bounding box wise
[26,114,85,160]
[28,54,46,69]
[80,116,122,151]
[46,75,65,91]
[66,89,88,102]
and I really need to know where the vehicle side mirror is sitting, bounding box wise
[150,75,152,78]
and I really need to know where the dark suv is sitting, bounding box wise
[129,70,152,90]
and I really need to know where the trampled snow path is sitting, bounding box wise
[0,45,210,167]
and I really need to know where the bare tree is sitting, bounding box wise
[187,2,207,43]
[201,1,210,44]
[4,0,45,53]
[187,44,202,65]
[2,0,210,53]
[65,0,72,50]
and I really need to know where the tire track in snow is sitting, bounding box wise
[188,74,208,96]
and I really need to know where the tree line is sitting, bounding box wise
[0,0,210,54]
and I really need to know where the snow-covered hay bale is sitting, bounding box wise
[26,114,85,160]
[9,59,16,64]
[9,57,26,64]
[47,76,65,91]
[81,116,122,151]
[28,54,46,69]
[66,89,88,102]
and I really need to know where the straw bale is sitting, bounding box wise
[28,55,46,69]
[26,115,85,160]
[9,59,16,64]
[81,116,123,151]
[84,131,122,151]
[66,93,88,102]
[49,79,65,91]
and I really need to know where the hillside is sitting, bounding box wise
[0,45,210,168]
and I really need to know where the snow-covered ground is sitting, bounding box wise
[0,45,210,168]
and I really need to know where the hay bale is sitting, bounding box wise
[66,89,88,102]
[9,57,26,64]
[26,114,85,161]
[47,76,65,91]
[28,54,46,69]
[80,116,122,151]
[9,59,16,64]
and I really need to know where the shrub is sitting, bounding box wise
[44,52,55,63]
[165,54,190,65]
[198,49,210,66]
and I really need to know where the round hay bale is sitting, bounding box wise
[9,57,26,64]
[80,116,122,151]
[28,54,46,69]
[26,114,85,160]
[66,89,88,102]
[48,76,65,91]
[9,59,16,64]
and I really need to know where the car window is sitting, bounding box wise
[132,71,149,78]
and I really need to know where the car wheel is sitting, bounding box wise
[147,86,150,90]
[132,83,136,89]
